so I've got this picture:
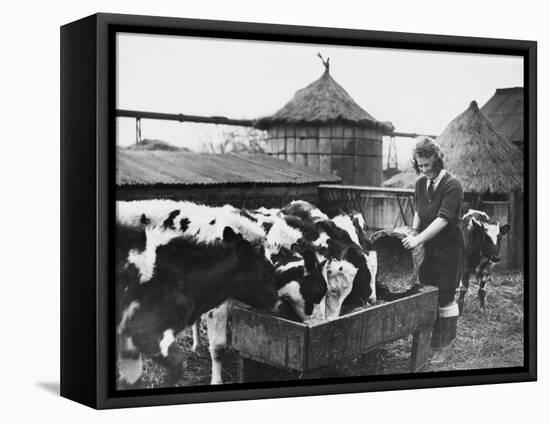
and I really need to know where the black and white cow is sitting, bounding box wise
[330,210,378,306]
[284,201,427,307]
[189,203,365,383]
[458,209,511,313]
[194,246,330,384]
[116,205,281,388]
[281,201,377,309]
[268,203,361,319]
[199,209,331,384]
[119,200,330,385]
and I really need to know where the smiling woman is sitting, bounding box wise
[402,136,465,364]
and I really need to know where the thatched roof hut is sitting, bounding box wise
[383,101,523,194]
[256,57,393,187]
[255,65,393,132]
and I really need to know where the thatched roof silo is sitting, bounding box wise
[383,101,523,195]
[256,58,394,187]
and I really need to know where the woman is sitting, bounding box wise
[402,137,465,363]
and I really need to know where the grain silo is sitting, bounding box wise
[255,58,394,186]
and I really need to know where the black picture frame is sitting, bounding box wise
[60,12,537,409]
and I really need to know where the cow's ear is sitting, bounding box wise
[344,247,362,269]
[352,216,362,230]
[222,226,239,243]
[340,206,350,215]
[303,249,318,273]
[235,239,253,260]
[290,243,301,255]
[471,218,483,233]
[500,224,511,235]
[140,213,150,226]
[315,220,331,234]
[315,220,325,230]
[327,238,343,259]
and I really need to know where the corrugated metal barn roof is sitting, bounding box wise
[481,87,523,145]
[117,150,342,186]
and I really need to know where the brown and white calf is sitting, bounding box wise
[115,207,280,388]
[458,209,511,313]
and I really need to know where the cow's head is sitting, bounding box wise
[470,218,510,264]
[299,249,329,317]
[324,250,360,320]
[222,226,281,312]
[276,249,328,321]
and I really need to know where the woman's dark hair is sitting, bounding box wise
[411,136,444,174]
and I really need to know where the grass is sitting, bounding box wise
[131,269,524,388]
[336,269,524,376]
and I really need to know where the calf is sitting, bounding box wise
[197,244,328,384]
[272,205,364,318]
[274,249,329,321]
[120,201,330,383]
[197,207,357,384]
[145,202,329,384]
[330,211,378,306]
[116,220,280,388]
[282,202,375,310]
[458,209,510,313]
[286,202,422,308]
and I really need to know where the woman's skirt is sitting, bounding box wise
[419,226,465,306]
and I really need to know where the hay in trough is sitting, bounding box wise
[370,226,424,294]
[383,101,523,194]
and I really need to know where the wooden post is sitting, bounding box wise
[135,117,142,145]
[409,323,433,372]
[508,190,524,269]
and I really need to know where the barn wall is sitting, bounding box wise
[116,184,321,209]
[266,123,383,187]
[319,185,523,270]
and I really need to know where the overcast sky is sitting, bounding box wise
[116,33,523,168]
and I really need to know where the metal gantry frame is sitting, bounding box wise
[116,108,436,146]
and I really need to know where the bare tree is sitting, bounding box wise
[200,127,268,154]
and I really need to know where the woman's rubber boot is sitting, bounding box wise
[430,315,441,348]
[431,302,458,364]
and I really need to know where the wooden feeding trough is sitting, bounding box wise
[230,285,438,382]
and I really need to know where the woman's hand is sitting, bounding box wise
[402,235,421,250]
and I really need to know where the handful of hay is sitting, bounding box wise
[370,226,425,293]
